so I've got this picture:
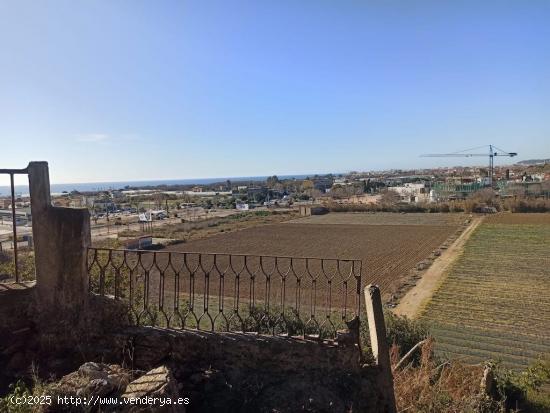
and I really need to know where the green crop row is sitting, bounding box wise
[421,219,550,371]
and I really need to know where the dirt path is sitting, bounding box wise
[393,216,483,319]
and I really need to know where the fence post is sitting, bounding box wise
[364,284,397,413]
[28,161,91,313]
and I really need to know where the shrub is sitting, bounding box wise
[502,198,550,213]
[393,339,503,412]
[242,305,304,335]
[0,380,33,413]
[360,310,429,360]
[491,356,550,411]
[385,311,429,356]
[0,251,36,281]
[450,202,465,213]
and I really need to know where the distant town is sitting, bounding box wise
[1,159,549,239]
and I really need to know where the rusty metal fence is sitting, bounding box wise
[87,248,362,337]
[0,167,33,283]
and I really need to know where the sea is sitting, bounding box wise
[0,174,318,197]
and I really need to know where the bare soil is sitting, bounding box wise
[288,212,467,226]
[90,212,465,331]
[167,221,460,300]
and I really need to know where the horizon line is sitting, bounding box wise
[0,161,534,189]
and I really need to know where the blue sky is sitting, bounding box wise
[1,0,549,185]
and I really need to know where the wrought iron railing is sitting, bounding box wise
[87,248,362,337]
[0,167,32,283]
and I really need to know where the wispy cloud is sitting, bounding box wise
[76,133,110,143]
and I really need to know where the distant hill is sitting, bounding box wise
[515,158,550,166]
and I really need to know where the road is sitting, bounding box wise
[1,208,245,248]
[1,206,287,250]
[90,208,242,241]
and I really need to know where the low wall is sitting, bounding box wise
[90,326,393,413]
[0,285,396,412]
[0,283,36,392]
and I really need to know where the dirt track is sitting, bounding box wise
[393,216,483,319]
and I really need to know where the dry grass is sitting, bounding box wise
[392,339,502,413]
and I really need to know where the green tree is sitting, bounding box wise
[266,175,279,188]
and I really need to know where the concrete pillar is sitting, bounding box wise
[28,162,91,313]
[364,284,397,413]
[27,162,51,213]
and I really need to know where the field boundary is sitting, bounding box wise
[393,216,483,319]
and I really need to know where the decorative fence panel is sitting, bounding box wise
[87,248,362,337]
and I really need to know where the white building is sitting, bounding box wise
[236,203,249,211]
[389,183,428,203]
[183,190,232,197]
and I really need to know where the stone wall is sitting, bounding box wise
[0,283,36,392]
[0,282,397,412]
[88,326,393,413]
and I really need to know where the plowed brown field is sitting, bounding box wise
[288,212,467,227]
[167,221,460,296]
[90,213,464,333]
